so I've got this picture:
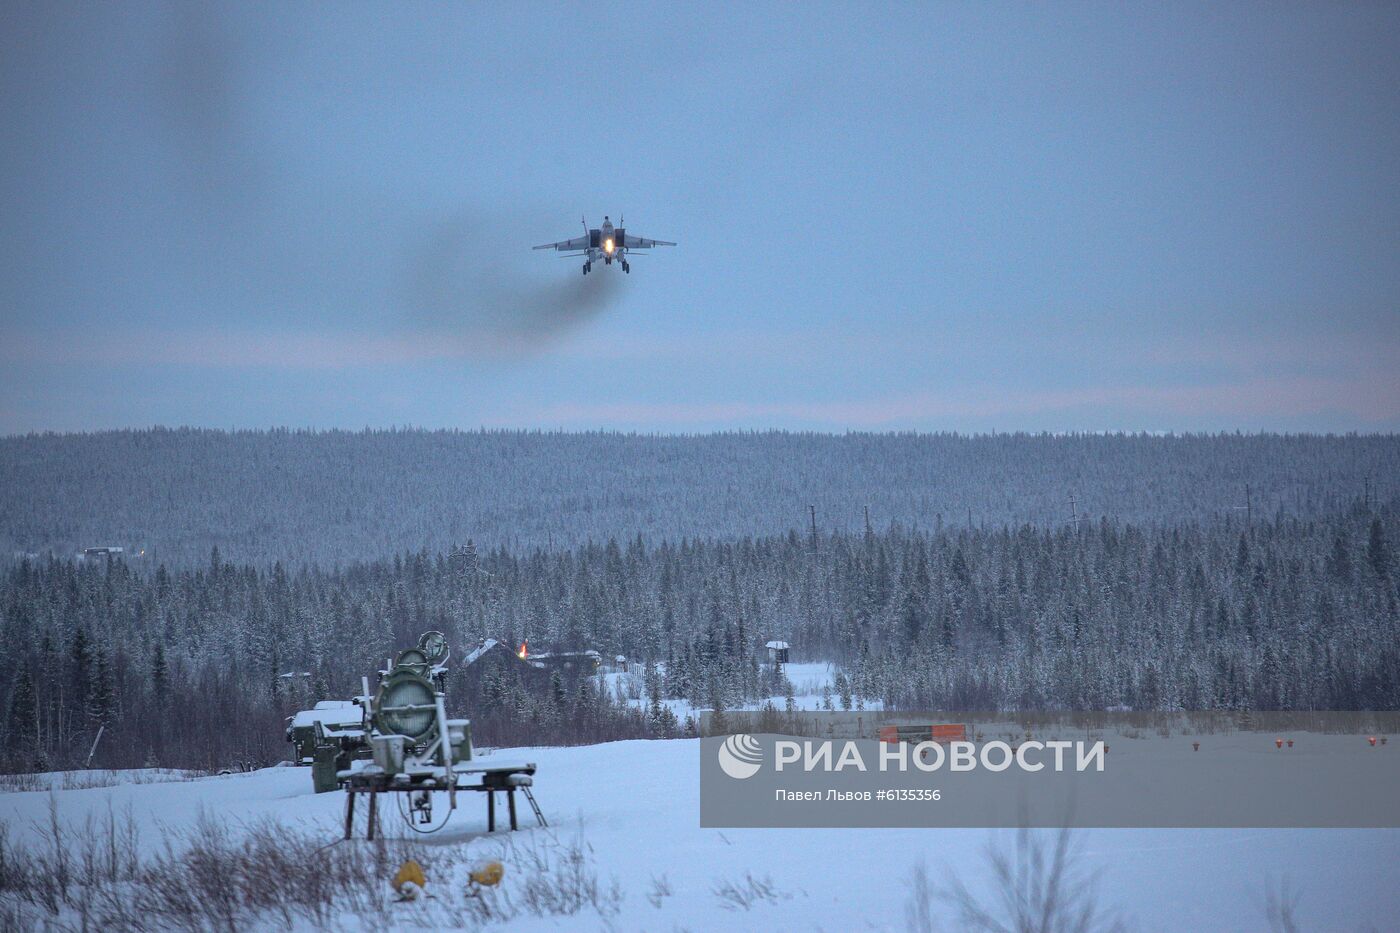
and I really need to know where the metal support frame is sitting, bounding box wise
[522,785,548,827]
[483,786,524,832]
[339,763,542,839]
[342,787,382,840]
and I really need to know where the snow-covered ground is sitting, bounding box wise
[2,739,1397,931]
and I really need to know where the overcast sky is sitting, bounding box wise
[2,2,1397,434]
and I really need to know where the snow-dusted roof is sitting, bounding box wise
[313,700,355,710]
[766,640,790,650]
[531,649,600,661]
[289,706,363,729]
[463,638,500,666]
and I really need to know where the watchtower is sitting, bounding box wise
[765,640,790,676]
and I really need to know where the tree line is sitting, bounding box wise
[1,501,1394,772]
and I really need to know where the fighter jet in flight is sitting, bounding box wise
[534,216,675,274]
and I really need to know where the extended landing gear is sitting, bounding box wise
[582,261,592,275]
[622,260,630,274]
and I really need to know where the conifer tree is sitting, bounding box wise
[7,668,37,749]
[88,651,116,728]
[1368,519,1391,579]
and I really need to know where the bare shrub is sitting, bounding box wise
[0,769,208,795]
[0,773,42,794]
[0,899,42,933]
[648,872,674,908]
[713,871,785,910]
[0,823,31,895]
[1263,877,1302,933]
[1,798,460,932]
[456,826,625,925]
[36,792,71,913]
[75,799,141,889]
[512,829,623,919]
[906,859,937,933]
[1,793,143,922]
[4,796,637,932]
[937,826,1127,933]
[127,812,431,931]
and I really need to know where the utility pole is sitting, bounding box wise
[809,504,819,554]
[863,505,872,538]
[85,723,105,769]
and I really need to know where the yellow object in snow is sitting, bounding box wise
[393,860,426,893]
[468,861,505,887]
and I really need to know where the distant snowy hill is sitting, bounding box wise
[2,428,1395,566]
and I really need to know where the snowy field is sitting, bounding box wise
[3,738,1398,931]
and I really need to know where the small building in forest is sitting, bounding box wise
[529,648,602,676]
[765,640,790,674]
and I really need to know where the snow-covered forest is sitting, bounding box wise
[2,498,1394,772]
[2,428,1396,566]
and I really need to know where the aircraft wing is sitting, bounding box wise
[621,233,676,249]
[533,235,590,251]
